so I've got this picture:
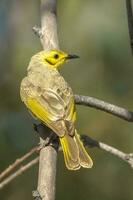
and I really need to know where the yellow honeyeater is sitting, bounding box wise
[20,49,93,170]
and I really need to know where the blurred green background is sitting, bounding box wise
[0,0,133,199]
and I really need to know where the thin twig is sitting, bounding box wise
[0,146,38,181]
[0,157,39,190]
[75,94,133,122]
[126,0,133,54]
[81,135,133,169]
[99,142,133,168]
[0,132,132,190]
[35,124,133,169]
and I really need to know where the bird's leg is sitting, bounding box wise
[33,123,59,151]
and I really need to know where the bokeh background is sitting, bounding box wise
[0,0,133,199]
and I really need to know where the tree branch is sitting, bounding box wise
[75,94,133,122]
[35,124,133,169]
[40,0,59,50]
[81,135,133,168]
[35,1,59,200]
[126,0,133,54]
[0,131,132,190]
[0,146,38,182]
[0,157,39,190]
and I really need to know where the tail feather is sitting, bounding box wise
[60,130,93,170]
[60,134,80,170]
[75,131,93,168]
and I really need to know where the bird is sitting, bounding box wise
[20,49,93,170]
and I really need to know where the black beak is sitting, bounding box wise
[66,54,79,59]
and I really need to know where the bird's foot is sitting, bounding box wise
[34,123,59,152]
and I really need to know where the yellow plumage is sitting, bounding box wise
[20,49,93,170]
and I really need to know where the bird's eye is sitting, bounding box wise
[54,54,59,59]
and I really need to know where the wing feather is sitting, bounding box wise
[22,76,76,137]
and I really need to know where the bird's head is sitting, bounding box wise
[38,49,79,69]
